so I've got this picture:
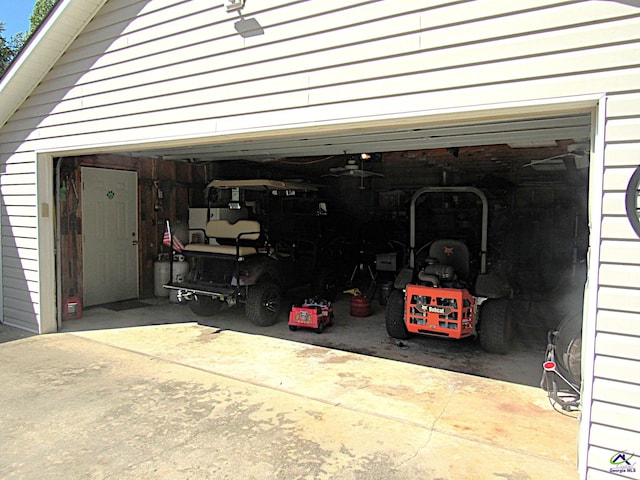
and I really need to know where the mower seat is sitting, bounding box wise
[428,239,470,281]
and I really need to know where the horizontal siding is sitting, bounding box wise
[599,264,640,289]
[599,240,640,265]
[587,445,640,479]
[597,81,640,480]
[589,424,640,452]
[598,288,640,314]
[597,310,640,336]
[0,151,39,331]
[592,379,640,409]
[603,143,640,167]
[2,1,640,151]
[591,401,640,436]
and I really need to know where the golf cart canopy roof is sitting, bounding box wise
[207,179,318,191]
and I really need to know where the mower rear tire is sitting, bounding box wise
[189,296,224,317]
[246,282,282,326]
[479,298,513,354]
[385,289,410,339]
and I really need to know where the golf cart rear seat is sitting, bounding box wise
[183,219,262,256]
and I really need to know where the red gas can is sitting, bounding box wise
[350,295,371,317]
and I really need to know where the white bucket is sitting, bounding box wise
[153,254,171,297]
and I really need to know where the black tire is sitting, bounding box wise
[245,282,283,326]
[479,299,513,354]
[289,325,298,331]
[316,321,325,334]
[188,296,224,317]
[385,289,410,339]
[312,269,338,302]
[554,310,582,386]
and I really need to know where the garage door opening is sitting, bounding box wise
[54,110,592,390]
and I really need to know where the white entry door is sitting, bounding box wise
[82,167,138,306]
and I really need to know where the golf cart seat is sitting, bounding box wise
[183,219,262,256]
[428,239,470,281]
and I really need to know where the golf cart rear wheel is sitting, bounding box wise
[479,298,513,354]
[246,282,282,326]
[189,296,224,317]
[385,289,410,339]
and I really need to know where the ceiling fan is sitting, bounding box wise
[323,152,384,178]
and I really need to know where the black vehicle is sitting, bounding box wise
[164,179,336,326]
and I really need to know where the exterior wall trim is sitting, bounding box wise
[36,154,57,334]
[578,96,607,480]
[43,94,605,159]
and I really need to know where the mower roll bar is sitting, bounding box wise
[409,186,488,274]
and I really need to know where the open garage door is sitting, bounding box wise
[55,107,593,393]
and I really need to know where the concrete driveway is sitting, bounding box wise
[0,314,578,480]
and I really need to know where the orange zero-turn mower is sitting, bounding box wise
[385,186,513,354]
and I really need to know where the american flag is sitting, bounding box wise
[163,221,184,252]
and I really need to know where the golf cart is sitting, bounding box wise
[164,179,336,326]
[385,186,513,354]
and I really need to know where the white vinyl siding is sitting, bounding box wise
[0,153,39,332]
[1,1,640,476]
[3,0,640,151]
[588,89,640,479]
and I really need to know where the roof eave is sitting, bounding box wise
[0,0,106,130]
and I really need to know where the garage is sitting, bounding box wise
[56,112,593,315]
[1,2,639,479]
[54,110,591,390]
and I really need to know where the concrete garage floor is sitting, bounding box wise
[73,292,551,388]
[0,294,579,479]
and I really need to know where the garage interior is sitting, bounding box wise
[55,111,591,388]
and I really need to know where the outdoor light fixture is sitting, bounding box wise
[226,0,245,12]
[226,0,264,38]
[360,153,371,160]
[234,17,264,37]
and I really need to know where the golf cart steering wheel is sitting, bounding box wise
[626,165,640,238]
